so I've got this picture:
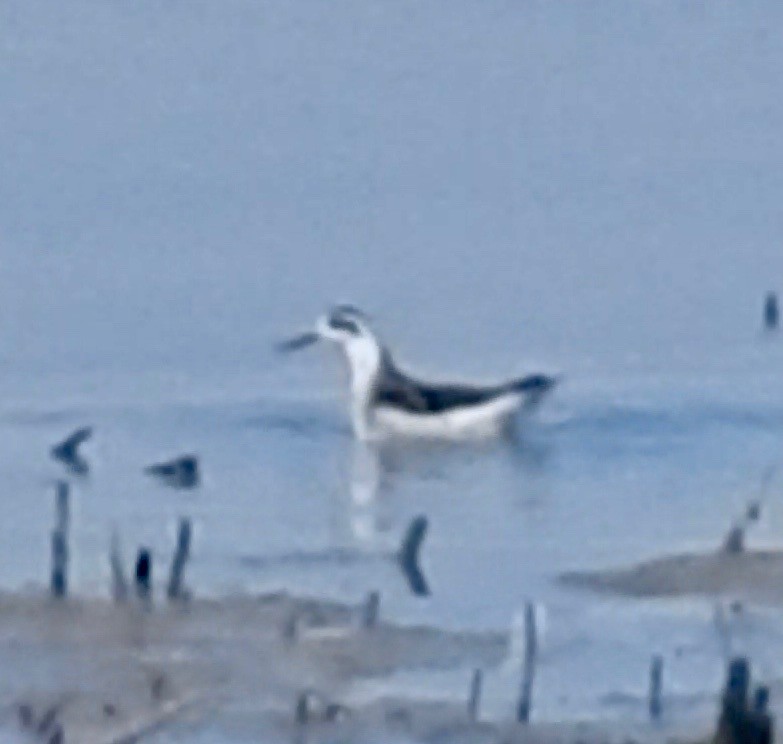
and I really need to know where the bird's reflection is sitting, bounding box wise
[345,440,430,596]
[238,441,430,597]
[346,438,387,542]
[239,432,553,599]
[340,433,555,595]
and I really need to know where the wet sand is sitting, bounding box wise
[559,548,783,605]
[0,589,712,744]
[0,590,504,743]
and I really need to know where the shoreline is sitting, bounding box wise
[559,548,783,606]
[0,589,715,744]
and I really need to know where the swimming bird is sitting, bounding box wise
[50,426,92,475]
[144,455,200,489]
[277,305,557,440]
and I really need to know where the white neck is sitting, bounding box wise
[342,335,382,438]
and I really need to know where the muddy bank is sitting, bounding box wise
[0,590,714,744]
[559,548,783,604]
[267,697,706,744]
[0,590,507,743]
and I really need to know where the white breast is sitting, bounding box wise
[342,336,382,439]
[371,392,524,441]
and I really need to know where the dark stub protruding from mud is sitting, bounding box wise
[722,498,765,555]
[16,701,65,743]
[135,547,152,602]
[36,704,60,736]
[361,590,380,628]
[151,672,167,703]
[50,482,70,599]
[167,518,192,601]
[110,530,128,602]
[294,691,309,725]
[517,601,538,724]
[17,703,33,729]
[144,455,200,489]
[468,668,483,722]
[723,524,746,555]
[51,426,92,476]
[294,689,351,726]
[721,468,774,554]
[755,686,770,714]
[714,657,773,744]
[397,515,430,597]
[649,654,663,721]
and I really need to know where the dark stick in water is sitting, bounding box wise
[110,530,128,602]
[361,590,380,628]
[397,515,430,597]
[468,668,483,722]
[764,291,779,331]
[167,517,192,600]
[517,602,537,723]
[649,654,663,721]
[50,481,70,599]
[135,547,152,602]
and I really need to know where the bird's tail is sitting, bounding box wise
[509,374,558,395]
[507,373,559,412]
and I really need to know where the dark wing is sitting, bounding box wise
[375,353,557,414]
[412,382,507,412]
[373,350,430,412]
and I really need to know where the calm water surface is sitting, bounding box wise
[2,0,783,735]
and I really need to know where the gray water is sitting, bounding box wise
[2,0,783,733]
